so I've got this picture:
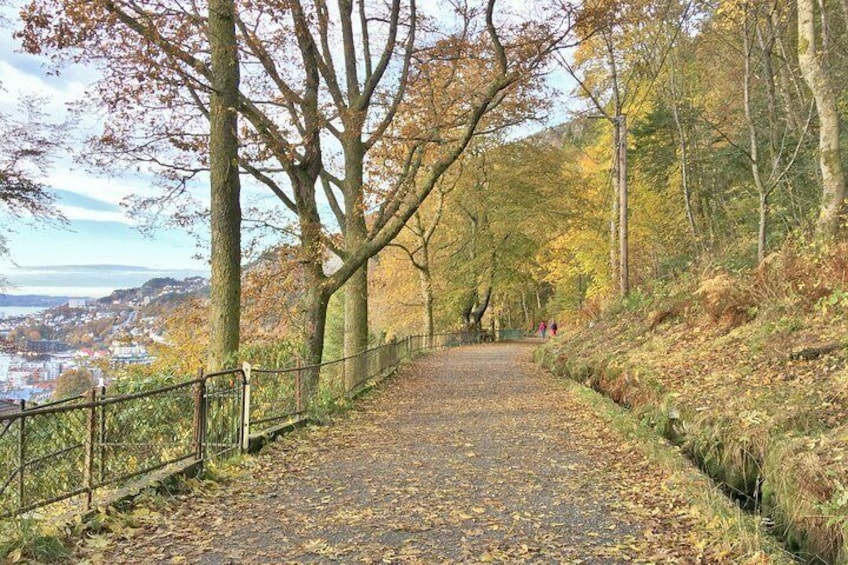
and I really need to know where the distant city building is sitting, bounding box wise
[0,354,10,379]
[6,368,25,387]
[0,275,207,399]
[110,341,151,366]
[1,388,50,405]
[43,361,63,380]
[26,340,70,354]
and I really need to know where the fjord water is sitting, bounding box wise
[2,265,209,300]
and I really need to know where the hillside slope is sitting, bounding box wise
[538,245,848,563]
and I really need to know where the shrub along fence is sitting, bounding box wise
[0,332,484,520]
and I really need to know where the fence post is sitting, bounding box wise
[83,387,97,512]
[18,399,25,510]
[362,349,370,389]
[98,385,106,484]
[380,344,393,376]
[295,360,303,414]
[193,369,207,466]
[341,357,347,397]
[241,363,251,452]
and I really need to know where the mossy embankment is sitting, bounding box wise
[537,243,848,564]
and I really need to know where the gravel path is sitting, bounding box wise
[80,342,719,563]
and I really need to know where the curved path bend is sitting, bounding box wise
[81,343,733,564]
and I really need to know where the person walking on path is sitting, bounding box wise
[538,320,548,338]
[551,321,558,336]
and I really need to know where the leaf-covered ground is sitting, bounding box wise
[71,343,782,564]
[538,289,848,562]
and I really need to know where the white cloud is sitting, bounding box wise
[0,60,87,115]
[57,204,135,225]
[46,169,150,207]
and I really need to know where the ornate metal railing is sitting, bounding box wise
[0,331,487,519]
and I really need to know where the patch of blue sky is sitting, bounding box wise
[2,218,206,271]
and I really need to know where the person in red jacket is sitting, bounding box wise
[538,320,547,338]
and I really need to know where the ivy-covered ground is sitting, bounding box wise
[67,343,788,564]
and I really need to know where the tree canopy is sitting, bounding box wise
[6,0,848,372]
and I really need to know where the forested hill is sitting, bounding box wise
[97,276,209,306]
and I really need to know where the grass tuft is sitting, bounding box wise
[0,519,70,563]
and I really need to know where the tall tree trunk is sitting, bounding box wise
[756,18,780,156]
[667,29,699,246]
[286,77,325,394]
[839,0,848,31]
[743,11,769,264]
[301,263,328,401]
[206,0,241,372]
[609,117,619,292]
[520,289,529,327]
[293,166,327,398]
[758,13,802,231]
[606,33,627,297]
[418,266,434,338]
[798,0,846,236]
[470,287,492,331]
[759,192,769,265]
[343,141,369,392]
[409,194,446,340]
[461,288,477,328]
[771,7,808,130]
[817,0,829,51]
[415,245,435,338]
[343,263,368,390]
[618,115,629,297]
[670,98,697,241]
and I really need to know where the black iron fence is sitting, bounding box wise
[0,369,244,519]
[0,331,484,519]
[497,328,529,340]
